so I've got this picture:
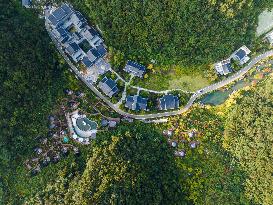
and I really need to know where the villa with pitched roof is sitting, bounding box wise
[65,42,84,62]
[124,60,146,77]
[125,95,148,111]
[232,45,251,65]
[214,59,233,75]
[98,77,119,98]
[158,94,179,110]
[47,4,74,28]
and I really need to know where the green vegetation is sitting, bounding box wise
[73,0,273,67]
[165,108,250,204]
[1,1,273,205]
[0,2,94,203]
[66,123,185,205]
[133,65,211,92]
[223,77,273,205]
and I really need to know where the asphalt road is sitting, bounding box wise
[46,23,273,120]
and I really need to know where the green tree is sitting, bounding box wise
[223,77,273,205]
[66,123,186,205]
[70,0,273,67]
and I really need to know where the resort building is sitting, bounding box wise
[124,60,146,78]
[214,59,233,75]
[159,94,179,110]
[47,4,74,28]
[125,95,148,111]
[65,42,84,62]
[232,45,251,65]
[47,3,107,68]
[98,77,119,98]
[71,112,97,139]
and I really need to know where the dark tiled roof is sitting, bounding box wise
[125,95,147,111]
[82,56,93,68]
[48,4,73,26]
[89,27,99,36]
[99,77,118,97]
[97,44,107,57]
[56,27,67,37]
[61,4,73,14]
[75,11,85,22]
[125,96,134,109]
[52,7,66,20]
[136,96,148,110]
[222,62,232,74]
[124,60,146,77]
[105,77,116,89]
[48,15,58,25]
[159,94,179,110]
[235,49,246,60]
[89,48,100,58]
[61,35,69,43]
[66,42,80,55]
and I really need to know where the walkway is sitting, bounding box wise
[46,23,273,120]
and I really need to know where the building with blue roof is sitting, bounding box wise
[214,59,233,76]
[159,94,179,110]
[232,45,251,65]
[66,42,84,62]
[98,77,119,98]
[82,56,94,68]
[52,27,70,44]
[96,44,107,57]
[124,60,146,77]
[47,4,73,28]
[125,95,148,111]
[22,0,31,8]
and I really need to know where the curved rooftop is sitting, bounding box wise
[76,117,97,131]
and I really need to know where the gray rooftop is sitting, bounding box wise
[48,4,73,26]
[124,60,146,77]
[125,95,148,111]
[159,94,179,110]
[98,77,118,97]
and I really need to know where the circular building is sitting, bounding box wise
[71,113,97,139]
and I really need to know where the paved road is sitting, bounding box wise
[46,23,273,120]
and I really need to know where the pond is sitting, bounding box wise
[201,80,250,105]
[200,62,272,105]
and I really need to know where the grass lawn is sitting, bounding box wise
[133,65,211,92]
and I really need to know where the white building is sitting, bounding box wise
[71,112,97,139]
[231,45,251,65]
[214,59,233,75]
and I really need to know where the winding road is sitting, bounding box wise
[46,23,273,120]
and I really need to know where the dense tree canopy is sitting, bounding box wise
[223,77,273,205]
[65,123,186,205]
[0,1,69,202]
[76,0,273,66]
[1,1,273,205]
[168,108,249,205]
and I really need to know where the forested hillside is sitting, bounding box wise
[26,123,187,204]
[72,0,273,66]
[224,77,273,205]
[1,1,273,205]
[0,1,69,202]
